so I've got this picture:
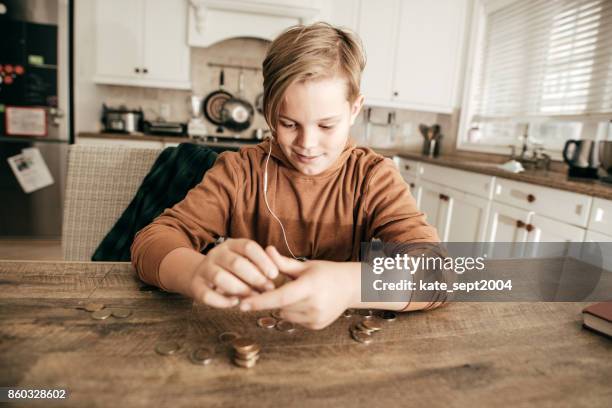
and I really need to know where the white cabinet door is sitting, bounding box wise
[392,0,468,112]
[526,214,586,243]
[142,0,190,85]
[357,0,398,103]
[445,189,490,242]
[585,230,612,242]
[418,181,450,239]
[95,0,143,80]
[485,202,531,258]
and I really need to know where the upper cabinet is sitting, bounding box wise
[94,0,191,90]
[355,0,471,113]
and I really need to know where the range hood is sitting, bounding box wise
[188,0,322,47]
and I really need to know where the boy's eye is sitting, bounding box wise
[281,122,296,129]
[320,125,334,130]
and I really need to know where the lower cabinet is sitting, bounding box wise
[484,201,530,257]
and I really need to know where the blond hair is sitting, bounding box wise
[262,22,366,134]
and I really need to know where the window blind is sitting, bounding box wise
[472,0,612,121]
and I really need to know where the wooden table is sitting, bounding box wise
[0,260,610,407]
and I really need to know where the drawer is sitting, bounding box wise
[588,197,612,235]
[419,163,494,199]
[493,178,592,227]
[394,157,420,178]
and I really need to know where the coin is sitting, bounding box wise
[234,344,261,360]
[234,357,258,368]
[362,317,383,332]
[343,309,353,318]
[257,317,277,329]
[276,320,295,333]
[231,338,258,354]
[91,309,112,320]
[356,322,375,334]
[111,308,132,318]
[380,310,397,321]
[155,341,181,356]
[359,309,374,319]
[190,347,214,365]
[85,302,105,312]
[351,330,373,344]
[270,310,282,320]
[218,331,240,344]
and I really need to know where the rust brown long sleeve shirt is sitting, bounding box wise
[131,137,440,290]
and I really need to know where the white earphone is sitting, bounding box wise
[263,137,306,261]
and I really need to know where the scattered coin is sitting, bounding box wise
[359,309,374,319]
[380,310,397,322]
[190,347,214,365]
[271,310,282,320]
[361,317,383,332]
[276,320,295,333]
[91,309,112,320]
[85,302,105,312]
[257,317,277,329]
[111,308,132,318]
[155,341,181,356]
[218,331,240,344]
[351,330,373,345]
[356,322,376,334]
[342,309,353,318]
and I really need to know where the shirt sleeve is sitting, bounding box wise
[130,152,240,289]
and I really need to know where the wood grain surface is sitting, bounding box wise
[0,260,610,407]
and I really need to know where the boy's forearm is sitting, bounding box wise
[158,247,204,297]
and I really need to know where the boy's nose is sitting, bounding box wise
[295,127,320,150]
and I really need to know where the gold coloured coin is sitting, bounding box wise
[270,310,282,320]
[190,347,214,365]
[231,338,258,353]
[91,309,112,320]
[380,310,397,321]
[234,344,261,360]
[257,317,277,329]
[234,357,258,368]
[85,302,105,312]
[362,317,383,332]
[155,341,181,356]
[111,308,132,318]
[276,320,295,333]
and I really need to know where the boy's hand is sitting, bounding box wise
[239,246,361,330]
[188,238,279,307]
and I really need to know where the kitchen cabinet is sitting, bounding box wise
[588,198,612,236]
[356,0,470,113]
[94,0,191,89]
[485,202,530,257]
[585,230,612,243]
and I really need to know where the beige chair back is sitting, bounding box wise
[62,145,162,260]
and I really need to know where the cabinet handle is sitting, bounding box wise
[439,193,449,201]
[134,67,140,73]
[143,67,148,74]
[516,220,525,228]
[404,164,410,170]
[527,194,535,203]
[409,183,415,188]
[525,224,534,232]
[393,91,399,97]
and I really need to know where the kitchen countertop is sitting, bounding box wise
[2,260,611,407]
[377,148,612,201]
[78,133,612,201]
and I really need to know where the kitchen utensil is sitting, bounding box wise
[220,70,254,132]
[101,104,143,133]
[419,124,442,157]
[598,140,612,184]
[203,69,233,132]
[562,139,599,178]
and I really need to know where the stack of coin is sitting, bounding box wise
[231,338,261,368]
[349,316,385,344]
[78,302,132,320]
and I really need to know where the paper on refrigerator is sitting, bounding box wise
[6,147,54,193]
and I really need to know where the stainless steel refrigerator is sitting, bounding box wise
[0,0,71,238]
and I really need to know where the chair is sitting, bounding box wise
[62,145,162,260]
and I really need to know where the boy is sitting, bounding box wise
[131,22,447,330]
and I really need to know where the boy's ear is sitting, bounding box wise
[349,94,365,126]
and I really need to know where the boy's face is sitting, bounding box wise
[275,76,364,176]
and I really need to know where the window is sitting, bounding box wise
[459,0,612,155]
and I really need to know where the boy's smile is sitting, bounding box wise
[275,76,364,176]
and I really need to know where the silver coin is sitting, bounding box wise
[342,309,353,318]
[190,347,214,365]
[362,317,383,332]
[380,310,397,322]
[359,309,374,319]
[155,341,181,356]
[85,302,105,312]
[276,320,295,333]
[91,309,112,320]
[351,330,373,344]
[111,308,132,318]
